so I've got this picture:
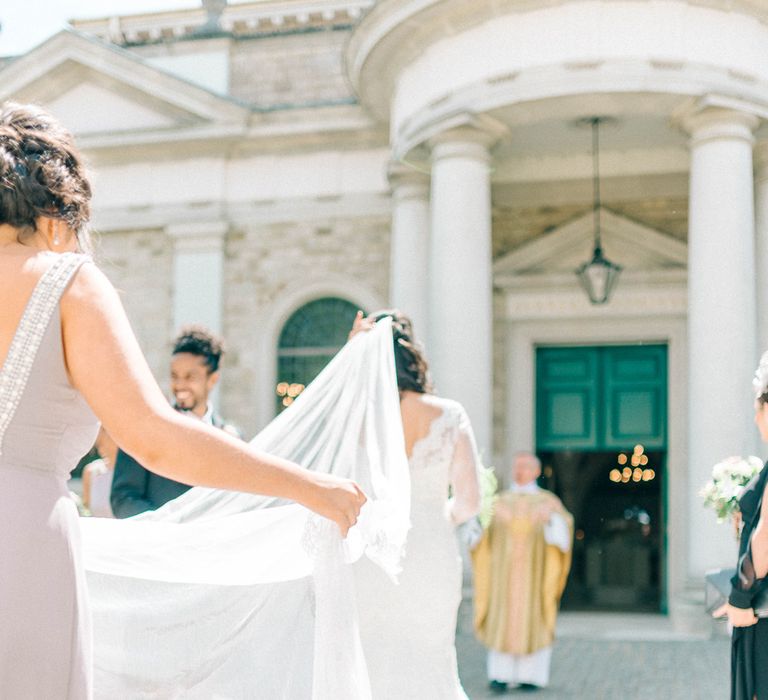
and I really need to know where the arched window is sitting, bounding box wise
[276,297,360,412]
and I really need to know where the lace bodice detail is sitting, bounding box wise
[408,398,482,525]
[409,406,458,472]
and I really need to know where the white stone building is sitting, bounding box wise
[3,0,768,630]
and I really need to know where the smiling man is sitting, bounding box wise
[110,325,241,518]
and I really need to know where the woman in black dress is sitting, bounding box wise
[717,352,768,699]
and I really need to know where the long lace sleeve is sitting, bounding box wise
[447,405,482,525]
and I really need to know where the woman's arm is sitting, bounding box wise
[61,264,365,534]
[749,484,768,578]
[720,480,768,625]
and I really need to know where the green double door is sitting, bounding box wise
[535,345,668,612]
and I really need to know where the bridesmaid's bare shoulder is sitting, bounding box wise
[0,250,62,358]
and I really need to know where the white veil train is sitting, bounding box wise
[81,318,410,699]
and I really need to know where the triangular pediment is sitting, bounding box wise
[0,30,248,137]
[494,209,687,283]
[41,76,178,134]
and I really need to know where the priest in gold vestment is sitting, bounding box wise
[473,452,573,692]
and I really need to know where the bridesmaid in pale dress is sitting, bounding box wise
[0,102,366,699]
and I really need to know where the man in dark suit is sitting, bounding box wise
[111,325,242,518]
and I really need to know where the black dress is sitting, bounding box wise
[731,462,768,700]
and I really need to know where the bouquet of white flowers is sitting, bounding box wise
[700,456,763,522]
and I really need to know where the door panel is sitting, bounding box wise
[536,348,599,449]
[536,345,667,451]
[545,390,593,439]
[603,346,667,450]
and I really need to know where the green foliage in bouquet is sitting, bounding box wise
[478,466,499,529]
[700,456,763,523]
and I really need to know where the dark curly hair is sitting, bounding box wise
[172,325,225,374]
[0,102,92,249]
[372,309,432,394]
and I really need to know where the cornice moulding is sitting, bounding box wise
[501,286,688,321]
[672,94,768,135]
[348,0,768,123]
[166,221,229,239]
[78,107,386,158]
[392,65,768,160]
[496,269,688,289]
[71,0,373,45]
[91,193,392,232]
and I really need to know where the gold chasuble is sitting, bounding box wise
[473,490,573,656]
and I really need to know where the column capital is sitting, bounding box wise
[166,220,229,252]
[387,161,430,199]
[429,125,497,164]
[675,100,759,147]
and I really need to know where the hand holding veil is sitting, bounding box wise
[81,318,410,699]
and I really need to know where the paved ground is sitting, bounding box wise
[456,607,730,699]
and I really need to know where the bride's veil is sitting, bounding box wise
[81,318,410,699]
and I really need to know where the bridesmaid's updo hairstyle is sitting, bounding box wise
[372,309,432,394]
[0,102,92,249]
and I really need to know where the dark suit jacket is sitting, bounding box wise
[110,412,242,519]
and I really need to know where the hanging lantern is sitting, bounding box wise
[575,117,622,304]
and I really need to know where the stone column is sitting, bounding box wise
[428,127,494,458]
[755,143,768,360]
[166,221,228,335]
[388,163,430,338]
[683,107,759,579]
[167,221,228,408]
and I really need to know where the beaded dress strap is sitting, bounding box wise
[0,253,88,454]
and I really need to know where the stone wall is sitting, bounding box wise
[95,215,389,439]
[98,228,175,391]
[229,29,354,109]
[222,215,390,437]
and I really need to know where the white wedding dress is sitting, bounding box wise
[81,319,411,699]
[354,396,482,700]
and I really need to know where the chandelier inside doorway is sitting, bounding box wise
[575,116,622,305]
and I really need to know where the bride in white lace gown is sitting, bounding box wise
[352,311,482,700]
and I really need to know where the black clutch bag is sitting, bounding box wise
[705,568,768,618]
